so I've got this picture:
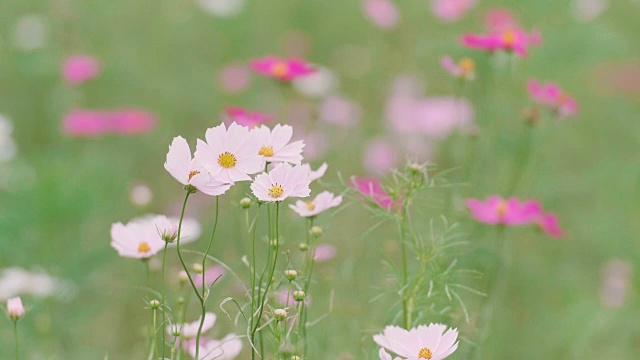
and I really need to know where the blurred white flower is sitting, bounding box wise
[573,0,609,22]
[196,0,246,18]
[129,184,153,206]
[293,67,337,98]
[12,14,47,51]
[600,259,632,309]
[0,115,17,162]
[0,268,75,301]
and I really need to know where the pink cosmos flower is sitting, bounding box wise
[168,312,217,340]
[194,122,263,183]
[466,196,542,226]
[431,0,476,22]
[364,138,399,174]
[289,191,342,217]
[441,56,476,81]
[7,296,25,320]
[527,80,578,118]
[313,244,337,262]
[194,266,226,287]
[379,348,401,360]
[301,162,328,182]
[250,56,315,81]
[110,218,167,259]
[109,109,156,134]
[461,28,541,57]
[363,0,400,30]
[63,109,156,136]
[484,8,518,32]
[187,334,243,360]
[537,213,565,238]
[218,64,251,94]
[318,95,362,128]
[62,55,101,85]
[165,136,232,196]
[251,124,305,165]
[63,110,110,136]
[374,323,459,360]
[224,107,271,128]
[350,177,394,210]
[250,163,311,202]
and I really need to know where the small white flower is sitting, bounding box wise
[250,163,311,202]
[289,191,342,217]
[374,323,459,360]
[251,124,305,165]
[301,162,328,182]
[168,312,217,340]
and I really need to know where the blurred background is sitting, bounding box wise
[1,0,639,359]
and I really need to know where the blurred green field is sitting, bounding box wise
[1,0,640,359]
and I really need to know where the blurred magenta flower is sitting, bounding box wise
[527,80,578,118]
[314,244,337,262]
[431,0,476,22]
[350,177,394,210]
[363,0,400,29]
[537,213,565,238]
[218,64,251,94]
[319,95,362,127]
[250,55,315,81]
[224,107,271,128]
[441,56,476,80]
[466,196,542,226]
[484,8,518,31]
[63,110,109,136]
[461,28,541,57]
[110,109,156,134]
[62,55,101,85]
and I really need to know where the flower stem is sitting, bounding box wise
[13,320,19,360]
[250,205,261,360]
[161,242,169,358]
[299,217,315,355]
[397,209,411,329]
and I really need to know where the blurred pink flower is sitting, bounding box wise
[484,8,518,32]
[299,131,328,160]
[441,56,476,80]
[363,0,400,29]
[62,55,101,85]
[466,196,542,226]
[364,138,399,174]
[431,0,476,22]
[224,107,271,128]
[194,266,226,287]
[319,95,362,127]
[110,109,156,134]
[461,28,541,57]
[63,110,110,136]
[314,244,337,262]
[537,213,565,238]
[600,260,632,309]
[250,55,315,81]
[350,177,395,210]
[527,80,578,118]
[218,64,251,94]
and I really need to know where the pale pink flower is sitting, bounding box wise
[350,177,394,210]
[441,56,476,81]
[165,136,232,196]
[187,334,243,360]
[133,214,202,245]
[7,297,25,320]
[298,131,328,160]
[62,55,101,85]
[194,266,226,287]
[374,323,459,360]
[218,64,251,94]
[466,196,542,226]
[194,122,263,183]
[390,97,474,139]
[250,163,311,202]
[363,0,400,30]
[224,107,271,128]
[289,191,342,217]
[431,0,476,22]
[537,213,565,238]
[110,219,166,259]
[319,95,362,127]
[484,8,518,32]
[364,138,399,174]
[527,80,578,118]
[250,55,315,81]
[301,162,328,182]
[379,348,401,360]
[252,124,305,165]
[600,260,632,309]
[63,109,156,136]
[314,244,337,262]
[63,110,109,136]
[461,28,541,57]
[168,312,217,340]
[109,109,156,134]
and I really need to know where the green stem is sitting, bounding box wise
[398,209,411,329]
[13,320,19,360]
[161,242,169,358]
[149,308,158,360]
[250,205,262,360]
[300,217,315,356]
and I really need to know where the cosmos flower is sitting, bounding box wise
[133,215,202,245]
[252,124,305,165]
[318,95,362,128]
[225,107,271,128]
[363,0,400,30]
[379,348,401,360]
[168,312,217,340]
[465,196,542,226]
[527,80,578,118]
[431,0,476,22]
[350,177,394,210]
[109,109,156,134]
[110,216,172,259]
[62,55,101,85]
[374,323,459,360]
[250,56,315,81]
[186,334,243,360]
[289,191,342,217]
[7,297,25,320]
[194,122,263,183]
[0,268,75,301]
[537,212,565,238]
[441,56,476,81]
[62,109,156,137]
[461,28,541,57]
[250,163,311,202]
[301,162,328,182]
[165,136,232,196]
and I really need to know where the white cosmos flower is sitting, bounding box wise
[374,324,459,360]
[250,163,311,202]
[0,268,75,301]
[165,136,232,196]
[289,191,342,217]
[110,215,186,259]
[194,122,263,183]
[134,215,202,245]
[301,162,328,182]
[188,334,243,360]
[379,348,402,360]
[252,124,305,165]
[168,312,217,340]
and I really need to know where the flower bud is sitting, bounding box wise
[310,226,323,237]
[291,356,301,360]
[192,263,204,274]
[172,327,181,337]
[161,226,178,243]
[299,243,309,251]
[184,184,198,194]
[179,271,189,284]
[284,269,298,281]
[292,290,306,302]
[177,297,185,305]
[240,197,252,209]
[273,308,287,321]
[7,297,25,321]
[149,299,161,309]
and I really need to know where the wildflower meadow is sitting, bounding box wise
[1,0,640,359]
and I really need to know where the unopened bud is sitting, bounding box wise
[299,243,309,251]
[149,299,161,309]
[7,297,25,321]
[292,290,306,302]
[177,297,185,305]
[240,197,252,209]
[161,226,178,243]
[284,269,298,281]
[291,356,301,360]
[273,308,287,321]
[192,263,203,274]
[179,271,189,284]
[310,226,322,237]
[172,328,181,337]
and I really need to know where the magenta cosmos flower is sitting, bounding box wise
[466,196,542,226]
[538,213,565,238]
[250,163,311,202]
[225,107,271,128]
[289,191,342,217]
[350,177,394,210]
[62,55,101,85]
[250,56,315,81]
[461,28,541,57]
[527,80,578,118]
[441,56,476,81]
[7,297,25,320]
[431,0,476,23]
[165,136,232,196]
[374,323,459,360]
[194,122,263,183]
[252,124,305,165]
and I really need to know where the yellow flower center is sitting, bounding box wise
[496,200,508,217]
[459,57,475,74]
[268,184,284,199]
[501,30,517,46]
[259,145,275,157]
[217,152,237,168]
[188,170,200,181]
[418,347,433,359]
[270,62,289,78]
[138,242,151,254]
[306,201,316,211]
